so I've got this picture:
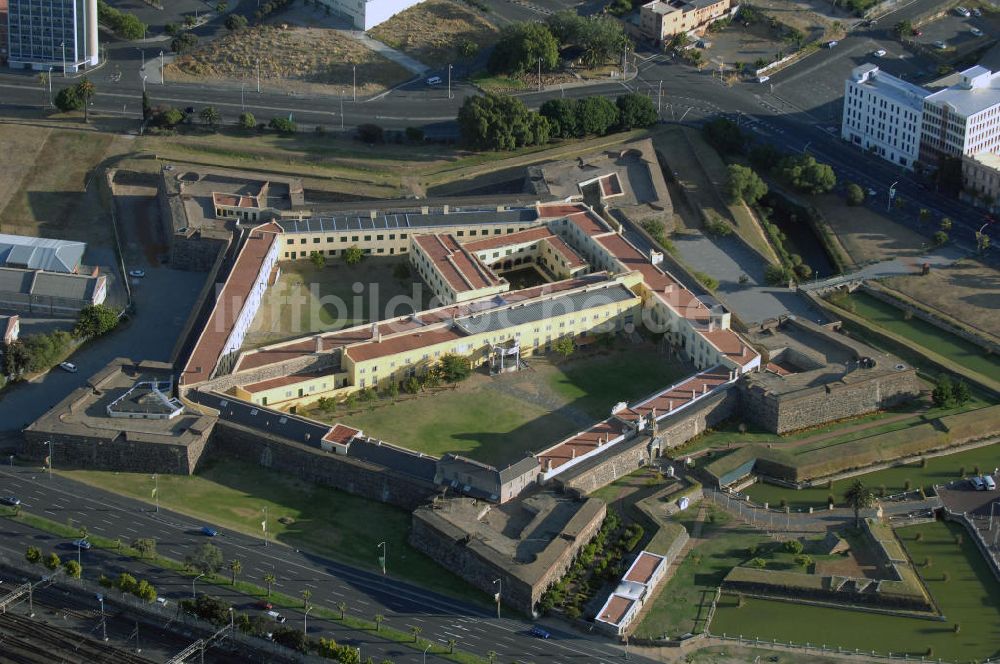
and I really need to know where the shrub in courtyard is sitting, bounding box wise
[783,539,803,554]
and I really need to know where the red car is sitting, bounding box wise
[256,600,273,610]
[913,30,923,36]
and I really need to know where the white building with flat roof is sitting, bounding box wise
[921,66,1000,163]
[841,64,929,170]
[317,0,425,31]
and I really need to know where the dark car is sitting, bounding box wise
[0,496,20,506]
[529,625,551,639]
[72,539,91,550]
[256,599,273,610]
[200,526,218,537]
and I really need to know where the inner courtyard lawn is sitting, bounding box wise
[316,345,694,466]
[60,461,484,605]
[711,520,1000,660]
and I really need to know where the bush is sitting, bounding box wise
[704,218,734,237]
[765,264,792,285]
[846,183,865,206]
[783,539,804,554]
[932,230,948,246]
[357,123,384,144]
[747,557,767,569]
[238,111,256,130]
[488,22,558,75]
[726,164,767,204]
[616,93,657,130]
[171,33,199,54]
[268,117,296,134]
[74,304,118,338]
[97,0,147,40]
[405,126,424,142]
[702,118,744,155]
[54,86,83,112]
[225,13,248,31]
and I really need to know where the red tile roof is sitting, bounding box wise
[543,234,587,269]
[241,371,329,394]
[567,211,612,236]
[181,222,281,384]
[598,595,635,626]
[624,551,665,585]
[463,226,551,252]
[413,234,505,293]
[323,423,360,446]
[346,325,466,363]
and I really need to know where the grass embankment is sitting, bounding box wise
[59,460,484,606]
[369,0,498,69]
[843,290,1000,384]
[711,520,1000,660]
[3,507,487,664]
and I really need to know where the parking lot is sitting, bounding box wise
[909,8,997,57]
[938,474,1000,518]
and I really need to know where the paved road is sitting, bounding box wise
[0,465,643,664]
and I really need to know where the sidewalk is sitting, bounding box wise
[341,31,429,76]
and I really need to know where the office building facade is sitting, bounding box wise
[6,0,98,72]
[921,66,1000,163]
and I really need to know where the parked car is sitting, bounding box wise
[129,270,145,278]
[757,75,770,84]
[72,539,91,550]
[200,526,218,537]
[972,7,981,16]
[0,496,20,506]
[529,625,551,639]
[971,27,983,37]
[972,476,987,491]
[867,188,878,197]
[873,49,887,57]
[426,76,442,86]
[954,6,970,17]
[266,610,286,624]
[58,362,78,373]
[256,600,273,610]
[826,40,839,48]
[986,475,997,491]
[913,30,923,36]
[155,597,169,606]
[934,40,948,49]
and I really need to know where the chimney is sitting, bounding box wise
[372,322,381,342]
[314,335,322,353]
[546,458,553,471]
[708,319,715,332]
[663,284,673,294]
[691,389,697,400]
[668,400,674,410]
[571,448,576,459]
[370,210,377,220]
[443,205,450,215]
[703,383,708,394]
[421,206,429,215]
[742,345,747,357]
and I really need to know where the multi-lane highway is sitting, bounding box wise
[0,465,642,664]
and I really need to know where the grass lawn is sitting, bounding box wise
[60,460,485,605]
[635,506,772,639]
[244,257,429,347]
[548,349,693,420]
[711,520,1000,660]
[325,381,580,466]
[845,291,1000,383]
[745,440,1000,510]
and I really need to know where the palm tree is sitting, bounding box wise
[263,572,275,598]
[410,625,422,642]
[229,559,242,585]
[843,479,876,528]
[374,613,384,632]
[487,650,497,664]
[301,588,312,608]
[337,601,347,620]
[38,72,49,108]
[77,78,96,123]
[940,217,953,231]
[447,638,457,654]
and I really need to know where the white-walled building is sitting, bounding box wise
[841,64,929,170]
[921,66,1000,163]
[317,0,425,31]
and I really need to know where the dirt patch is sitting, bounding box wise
[368,0,498,69]
[813,193,927,265]
[753,0,852,38]
[0,124,52,215]
[166,25,411,96]
[113,183,166,267]
[881,258,1000,340]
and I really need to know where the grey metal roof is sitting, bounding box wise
[0,268,35,294]
[31,271,97,300]
[0,233,85,273]
[499,455,541,483]
[278,207,538,234]
[192,390,330,445]
[347,437,437,482]
[455,285,635,336]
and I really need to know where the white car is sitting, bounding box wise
[155,597,169,606]
[873,49,887,57]
[867,188,877,197]
[972,7,981,16]
[58,362,78,373]
[129,270,145,278]
[955,6,970,17]
[934,40,948,50]
[971,27,983,37]
[826,40,839,48]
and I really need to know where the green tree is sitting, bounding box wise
[939,217,953,231]
[309,250,326,268]
[779,154,836,194]
[616,93,657,130]
[953,380,970,405]
[74,304,118,338]
[64,559,82,579]
[576,95,619,136]
[165,23,180,36]
[268,117,296,134]
[54,85,82,113]
[229,558,242,585]
[932,230,949,246]
[263,572,276,598]
[186,542,224,575]
[25,546,42,565]
[410,624,422,642]
[343,245,365,266]
[199,106,221,128]
[488,22,559,75]
[337,600,347,619]
[447,638,457,654]
[77,78,97,122]
[894,20,914,37]
[843,479,876,528]
[141,90,152,120]
[43,552,61,571]
[156,107,185,128]
[783,539,804,554]
[238,111,257,130]
[132,538,156,559]
[301,588,312,608]
[846,183,865,206]
[435,354,472,382]
[539,98,579,138]
[552,336,575,357]
[172,33,198,54]
[702,117,744,154]
[117,572,138,595]
[374,613,384,632]
[135,579,157,603]
[726,164,768,204]
[225,13,248,31]
[457,93,550,151]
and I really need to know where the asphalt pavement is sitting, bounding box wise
[0,465,641,664]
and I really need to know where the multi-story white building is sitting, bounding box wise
[921,66,1000,163]
[317,0,425,31]
[841,64,929,170]
[6,0,98,72]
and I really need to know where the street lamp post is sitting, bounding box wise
[256,59,261,94]
[229,607,234,631]
[192,573,205,599]
[353,65,356,102]
[159,51,164,85]
[423,644,431,663]
[262,506,267,546]
[241,83,246,112]
[658,80,663,114]
[77,537,87,565]
[97,594,108,641]
[48,67,54,108]
[47,440,53,479]
[377,541,387,575]
[61,42,66,78]
[304,606,313,635]
[339,90,344,131]
[888,181,899,212]
[537,57,542,92]
[152,474,158,513]
[447,64,453,100]
[493,578,501,620]
[136,48,145,70]
[142,74,147,93]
